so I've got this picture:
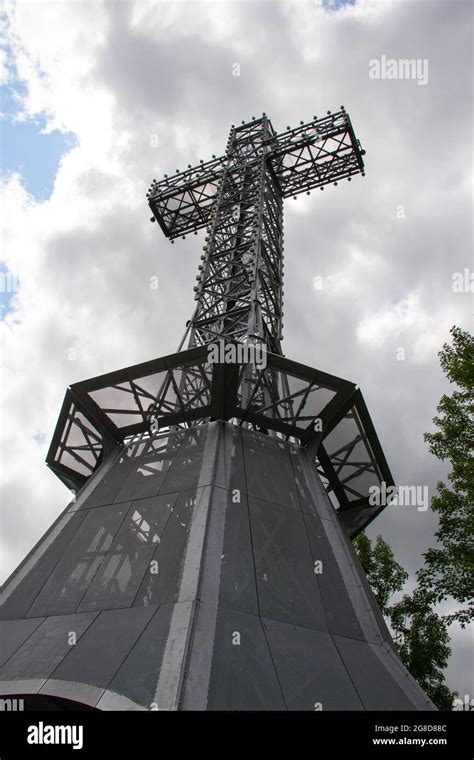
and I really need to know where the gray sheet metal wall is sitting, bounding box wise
[0,422,435,711]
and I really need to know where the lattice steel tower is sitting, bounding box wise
[0,110,434,711]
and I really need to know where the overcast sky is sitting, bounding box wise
[0,0,472,699]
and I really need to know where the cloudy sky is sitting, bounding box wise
[0,0,472,698]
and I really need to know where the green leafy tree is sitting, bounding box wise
[352,328,473,710]
[419,326,474,627]
[353,533,408,615]
[354,533,456,710]
[390,589,455,711]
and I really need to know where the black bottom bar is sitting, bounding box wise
[0,710,472,758]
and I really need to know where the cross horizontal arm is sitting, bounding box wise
[267,109,365,198]
[147,109,365,241]
[147,154,225,239]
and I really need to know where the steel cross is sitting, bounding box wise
[148,109,365,358]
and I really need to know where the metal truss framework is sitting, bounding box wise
[148,110,364,357]
[46,345,394,537]
[46,108,394,535]
[146,109,365,422]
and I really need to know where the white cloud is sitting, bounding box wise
[0,48,11,85]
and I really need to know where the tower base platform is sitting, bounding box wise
[0,421,434,711]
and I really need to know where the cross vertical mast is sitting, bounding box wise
[182,116,284,356]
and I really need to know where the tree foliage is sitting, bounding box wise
[353,533,408,615]
[353,533,456,711]
[353,326,473,710]
[390,589,455,711]
[420,326,474,627]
